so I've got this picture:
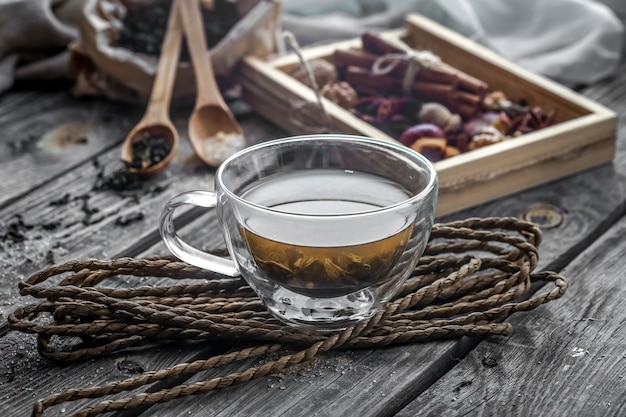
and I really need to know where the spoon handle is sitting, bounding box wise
[143,0,184,124]
[179,0,226,108]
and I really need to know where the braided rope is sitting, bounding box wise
[8,217,567,417]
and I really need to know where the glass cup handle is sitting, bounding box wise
[159,190,240,277]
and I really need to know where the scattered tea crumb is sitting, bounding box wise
[1,215,34,243]
[45,250,55,264]
[482,356,497,368]
[95,169,143,193]
[49,193,71,206]
[116,359,144,375]
[79,196,99,217]
[7,134,37,155]
[41,221,61,231]
[115,211,145,226]
[127,194,141,206]
[82,214,105,226]
[78,195,104,225]
[149,183,169,196]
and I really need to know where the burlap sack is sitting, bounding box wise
[68,0,282,102]
[0,0,83,94]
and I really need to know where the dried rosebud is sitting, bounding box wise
[468,125,505,150]
[321,81,358,109]
[418,102,462,133]
[410,137,447,162]
[504,106,555,136]
[375,97,415,123]
[288,59,337,90]
[398,123,445,147]
[528,106,556,129]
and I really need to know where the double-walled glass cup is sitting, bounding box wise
[160,135,438,330]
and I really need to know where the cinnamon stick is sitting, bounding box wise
[346,66,472,111]
[452,90,482,107]
[417,67,460,88]
[345,66,400,95]
[360,31,488,96]
[333,49,380,70]
[361,32,405,55]
[412,81,454,104]
[449,65,488,95]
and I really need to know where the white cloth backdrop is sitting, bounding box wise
[282,0,625,85]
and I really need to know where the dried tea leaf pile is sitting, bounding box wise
[113,0,240,61]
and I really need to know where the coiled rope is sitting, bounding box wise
[8,217,567,417]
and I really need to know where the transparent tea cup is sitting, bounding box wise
[160,134,438,330]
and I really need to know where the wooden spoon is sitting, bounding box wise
[121,0,183,176]
[179,0,246,167]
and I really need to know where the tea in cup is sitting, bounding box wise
[160,135,438,329]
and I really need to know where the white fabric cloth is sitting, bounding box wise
[282,0,625,85]
[0,0,83,92]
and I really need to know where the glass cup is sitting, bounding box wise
[160,134,438,330]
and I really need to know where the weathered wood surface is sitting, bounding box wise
[400,211,626,417]
[0,92,141,209]
[0,57,625,417]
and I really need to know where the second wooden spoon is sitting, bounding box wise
[179,0,246,167]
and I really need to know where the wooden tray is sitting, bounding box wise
[237,14,617,216]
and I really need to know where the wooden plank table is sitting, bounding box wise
[1,59,625,416]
